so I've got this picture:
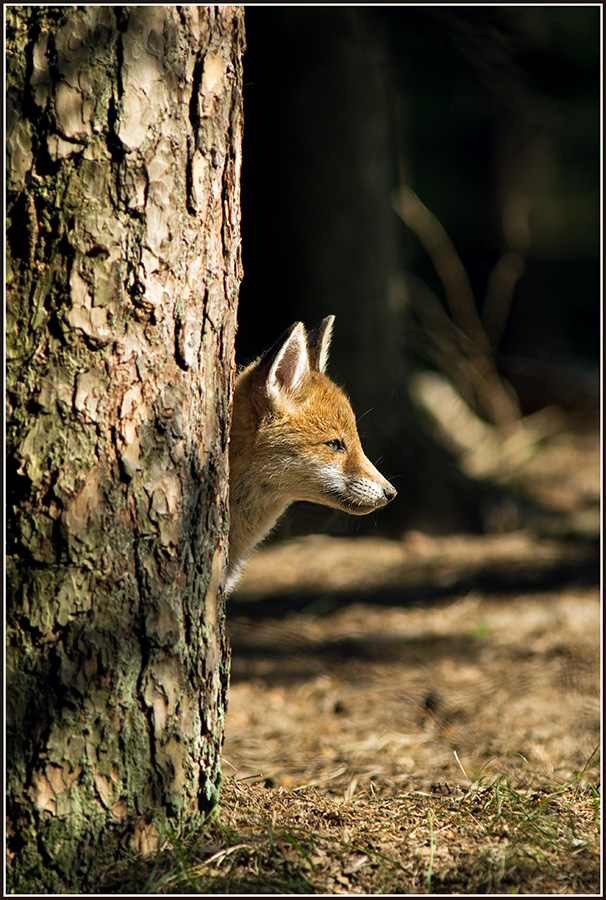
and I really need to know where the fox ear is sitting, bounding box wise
[266,322,310,406]
[307,315,335,373]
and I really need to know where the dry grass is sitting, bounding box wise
[130,757,599,894]
[113,423,600,895]
[122,578,600,895]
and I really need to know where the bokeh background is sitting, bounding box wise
[224,16,600,888]
[235,6,600,535]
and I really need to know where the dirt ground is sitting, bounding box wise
[214,422,600,894]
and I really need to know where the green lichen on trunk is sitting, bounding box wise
[6,5,244,892]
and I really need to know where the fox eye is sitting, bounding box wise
[325,438,346,452]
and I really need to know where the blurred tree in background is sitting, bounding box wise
[236,6,599,535]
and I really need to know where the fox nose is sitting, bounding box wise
[383,483,397,503]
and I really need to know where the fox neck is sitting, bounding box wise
[227,370,292,589]
[227,485,290,591]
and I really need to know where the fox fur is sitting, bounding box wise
[226,316,396,592]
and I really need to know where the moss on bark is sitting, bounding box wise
[6,5,244,891]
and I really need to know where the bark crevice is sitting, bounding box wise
[6,5,244,891]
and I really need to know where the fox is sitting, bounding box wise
[226,316,397,593]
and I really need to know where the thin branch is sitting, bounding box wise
[482,192,531,347]
[394,185,521,426]
[393,185,487,347]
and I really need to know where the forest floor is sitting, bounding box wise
[144,416,600,894]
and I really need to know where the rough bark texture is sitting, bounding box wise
[5,6,244,891]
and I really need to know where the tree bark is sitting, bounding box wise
[5,5,244,891]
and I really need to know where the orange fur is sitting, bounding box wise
[227,318,396,591]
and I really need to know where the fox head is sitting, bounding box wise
[230,317,397,517]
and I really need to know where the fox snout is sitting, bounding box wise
[332,462,397,515]
[360,458,397,509]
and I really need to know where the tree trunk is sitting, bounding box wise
[5,5,244,891]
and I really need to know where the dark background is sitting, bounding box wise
[235,6,600,532]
